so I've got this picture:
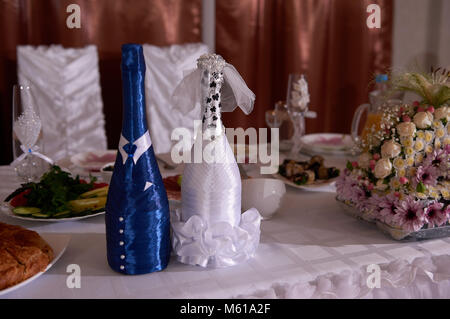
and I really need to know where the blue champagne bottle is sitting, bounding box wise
[105,44,171,275]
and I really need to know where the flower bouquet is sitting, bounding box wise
[336,68,450,240]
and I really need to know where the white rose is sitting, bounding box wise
[381,140,401,158]
[396,122,416,137]
[413,111,433,129]
[358,153,372,169]
[374,158,392,179]
[434,106,449,121]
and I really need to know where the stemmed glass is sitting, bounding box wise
[266,101,295,152]
[285,74,309,155]
[12,85,50,182]
[265,101,287,129]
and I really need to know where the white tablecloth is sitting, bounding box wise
[1,157,449,299]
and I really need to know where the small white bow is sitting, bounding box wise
[11,144,54,167]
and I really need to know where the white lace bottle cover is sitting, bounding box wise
[171,54,261,268]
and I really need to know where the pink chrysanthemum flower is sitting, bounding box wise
[424,149,449,174]
[336,173,370,209]
[376,193,399,225]
[393,196,426,232]
[415,165,439,186]
[425,202,449,227]
[365,193,385,219]
[336,173,353,200]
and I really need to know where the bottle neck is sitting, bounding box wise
[201,69,224,140]
[121,63,148,142]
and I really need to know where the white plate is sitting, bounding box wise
[0,203,105,222]
[300,133,354,156]
[272,173,337,190]
[70,150,117,171]
[0,233,70,296]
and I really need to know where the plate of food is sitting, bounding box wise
[70,150,117,172]
[1,165,108,222]
[0,222,70,295]
[274,155,340,189]
[300,133,355,156]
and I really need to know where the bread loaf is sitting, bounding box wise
[0,222,53,290]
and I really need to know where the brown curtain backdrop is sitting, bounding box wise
[217,0,393,135]
[1,0,393,164]
[0,0,201,164]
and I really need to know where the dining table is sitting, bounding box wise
[1,151,449,299]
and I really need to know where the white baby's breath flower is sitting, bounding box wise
[374,158,392,179]
[397,122,416,137]
[381,140,401,158]
[413,111,433,129]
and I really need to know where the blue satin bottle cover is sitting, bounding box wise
[105,44,171,275]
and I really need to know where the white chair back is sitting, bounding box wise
[17,45,107,161]
[142,43,209,154]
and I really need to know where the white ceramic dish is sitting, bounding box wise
[300,133,355,156]
[241,178,286,220]
[0,233,70,296]
[70,150,117,171]
[272,173,337,190]
[0,203,104,222]
[100,162,115,183]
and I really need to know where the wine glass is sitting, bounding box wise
[12,85,48,182]
[265,101,287,129]
[266,101,295,152]
[286,74,309,155]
